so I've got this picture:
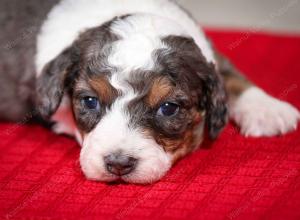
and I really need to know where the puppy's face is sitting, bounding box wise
[36,16,227,184]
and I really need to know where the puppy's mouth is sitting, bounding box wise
[94,170,144,185]
[105,174,136,184]
[107,178,127,185]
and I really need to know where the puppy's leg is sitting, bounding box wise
[216,53,300,137]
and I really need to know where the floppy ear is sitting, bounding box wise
[200,63,228,139]
[35,46,79,119]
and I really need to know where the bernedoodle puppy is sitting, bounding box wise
[0,0,299,184]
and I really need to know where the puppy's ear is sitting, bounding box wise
[36,46,79,119]
[200,64,228,139]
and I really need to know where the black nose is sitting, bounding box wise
[104,153,137,176]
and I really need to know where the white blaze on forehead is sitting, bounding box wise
[108,14,187,71]
[108,33,162,71]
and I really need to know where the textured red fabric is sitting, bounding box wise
[1,30,300,220]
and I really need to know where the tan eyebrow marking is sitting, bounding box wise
[146,77,173,108]
[89,76,118,104]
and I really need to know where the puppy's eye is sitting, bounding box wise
[81,97,100,110]
[157,102,179,117]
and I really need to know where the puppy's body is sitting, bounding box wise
[0,0,299,184]
[0,0,59,121]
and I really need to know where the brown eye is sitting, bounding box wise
[81,97,100,110]
[157,102,179,117]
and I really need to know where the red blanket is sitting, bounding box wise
[1,30,300,220]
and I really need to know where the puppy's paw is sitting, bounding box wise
[230,87,300,137]
[52,122,73,135]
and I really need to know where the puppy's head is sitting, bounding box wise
[36,15,227,184]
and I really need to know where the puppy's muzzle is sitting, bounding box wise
[104,153,138,176]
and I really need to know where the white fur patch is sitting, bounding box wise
[230,87,300,137]
[80,92,171,184]
[108,14,186,71]
[35,0,214,75]
[108,32,161,71]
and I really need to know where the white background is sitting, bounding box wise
[178,0,300,33]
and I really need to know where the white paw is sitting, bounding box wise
[230,87,300,137]
[52,122,73,135]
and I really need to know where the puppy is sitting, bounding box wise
[0,0,299,184]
